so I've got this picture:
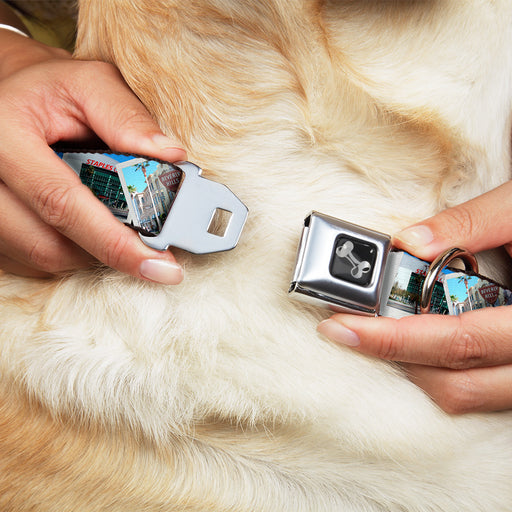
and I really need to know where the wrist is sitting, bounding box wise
[0,1,29,35]
[0,30,71,80]
[0,23,29,38]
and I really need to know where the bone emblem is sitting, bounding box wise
[336,240,372,279]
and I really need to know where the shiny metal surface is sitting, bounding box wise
[289,212,392,316]
[139,161,248,254]
[420,247,478,314]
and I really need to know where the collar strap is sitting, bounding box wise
[289,212,512,317]
[55,149,248,254]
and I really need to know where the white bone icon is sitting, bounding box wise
[336,240,372,279]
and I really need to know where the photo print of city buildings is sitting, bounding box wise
[380,252,512,318]
[57,152,182,234]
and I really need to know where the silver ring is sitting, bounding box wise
[420,247,478,314]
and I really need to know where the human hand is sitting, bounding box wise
[0,30,186,283]
[318,180,512,414]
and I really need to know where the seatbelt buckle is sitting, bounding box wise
[289,212,511,317]
[56,149,248,254]
[137,161,248,254]
[289,212,392,316]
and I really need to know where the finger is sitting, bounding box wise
[404,363,512,414]
[0,62,185,283]
[0,253,53,278]
[317,307,512,369]
[51,60,187,162]
[4,59,187,162]
[0,181,93,272]
[392,180,512,260]
[0,143,184,283]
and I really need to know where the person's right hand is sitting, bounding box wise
[318,180,512,414]
[0,29,187,283]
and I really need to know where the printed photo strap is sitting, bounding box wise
[379,249,512,319]
[54,149,248,254]
[289,212,512,317]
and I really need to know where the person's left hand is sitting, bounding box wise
[317,180,512,414]
[0,30,187,282]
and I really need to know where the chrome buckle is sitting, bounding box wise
[289,212,392,316]
[56,149,248,255]
[137,161,248,254]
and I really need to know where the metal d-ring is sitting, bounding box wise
[420,247,479,314]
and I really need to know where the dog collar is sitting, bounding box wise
[55,149,248,254]
[289,212,512,317]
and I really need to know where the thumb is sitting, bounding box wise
[392,180,512,260]
[66,61,187,163]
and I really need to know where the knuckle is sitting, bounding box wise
[101,231,131,270]
[441,204,476,242]
[114,105,153,134]
[34,183,80,231]
[375,337,399,360]
[28,239,65,274]
[442,318,487,369]
[436,371,482,414]
[374,322,403,360]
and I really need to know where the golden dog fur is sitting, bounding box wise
[1,1,512,510]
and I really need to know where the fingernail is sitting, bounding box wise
[317,319,360,347]
[139,259,183,285]
[394,225,434,248]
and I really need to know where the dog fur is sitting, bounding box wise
[1,0,512,510]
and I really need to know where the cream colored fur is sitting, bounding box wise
[1,1,512,510]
